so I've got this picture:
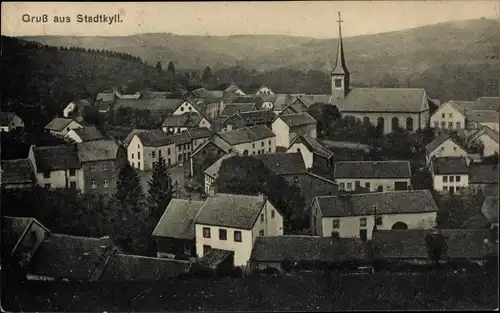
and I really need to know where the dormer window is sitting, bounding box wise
[334,79,342,87]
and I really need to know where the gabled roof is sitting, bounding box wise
[334,160,411,179]
[252,153,307,175]
[33,145,81,171]
[169,131,192,145]
[0,158,36,185]
[152,199,205,240]
[468,164,499,184]
[276,112,317,128]
[216,125,275,146]
[220,103,256,117]
[316,190,438,217]
[289,135,333,159]
[185,88,221,102]
[187,127,213,140]
[0,112,17,126]
[223,110,277,128]
[294,95,332,108]
[250,236,368,263]
[72,126,105,142]
[471,126,499,144]
[466,110,500,124]
[115,98,182,111]
[204,152,238,179]
[123,129,150,147]
[338,88,428,113]
[425,133,464,154]
[195,193,267,229]
[135,130,176,147]
[77,140,119,162]
[474,96,499,111]
[198,249,234,270]
[438,100,475,116]
[44,118,74,131]
[161,113,203,128]
[481,197,499,224]
[99,253,191,281]
[431,157,468,175]
[272,94,303,111]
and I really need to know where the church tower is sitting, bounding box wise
[331,12,350,102]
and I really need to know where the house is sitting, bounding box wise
[220,103,257,118]
[252,152,308,185]
[473,96,499,111]
[95,91,115,105]
[334,161,412,192]
[430,157,469,194]
[425,133,468,166]
[466,111,500,132]
[467,126,499,157]
[1,216,50,267]
[212,125,276,156]
[123,129,149,148]
[195,192,284,267]
[114,90,142,100]
[77,140,122,194]
[27,144,84,191]
[430,100,474,130]
[310,190,438,241]
[172,99,205,116]
[268,94,303,114]
[468,163,499,195]
[127,130,176,170]
[44,118,83,137]
[248,235,369,273]
[114,98,182,115]
[152,199,205,260]
[222,110,277,131]
[223,84,246,99]
[204,152,238,194]
[272,112,317,148]
[62,99,92,119]
[0,112,24,132]
[169,132,193,165]
[161,112,211,134]
[254,85,274,97]
[286,134,334,169]
[187,127,213,151]
[0,158,36,189]
[372,229,498,267]
[98,253,192,281]
[481,197,499,233]
[65,126,105,143]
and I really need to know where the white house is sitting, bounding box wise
[271,112,317,148]
[65,126,104,143]
[430,156,469,194]
[310,190,439,241]
[172,100,204,116]
[161,112,211,134]
[286,134,334,169]
[194,192,284,267]
[430,100,471,130]
[0,112,24,132]
[255,85,274,97]
[44,118,83,137]
[425,133,468,166]
[467,126,499,157]
[27,144,84,191]
[334,160,412,192]
[127,130,176,171]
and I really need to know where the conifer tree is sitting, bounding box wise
[148,156,174,221]
[202,66,213,85]
[156,61,162,71]
[167,61,176,77]
[115,162,144,211]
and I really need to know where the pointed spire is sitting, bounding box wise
[332,11,349,75]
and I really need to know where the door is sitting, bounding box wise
[360,229,367,242]
[394,181,408,191]
[377,185,383,192]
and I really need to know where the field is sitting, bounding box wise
[2,272,498,311]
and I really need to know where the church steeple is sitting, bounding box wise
[331,11,350,101]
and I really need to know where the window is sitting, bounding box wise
[132,153,134,159]
[203,245,211,255]
[70,181,76,190]
[443,176,448,183]
[268,140,271,145]
[355,181,360,188]
[152,151,156,158]
[91,166,96,172]
[103,180,109,188]
[448,122,453,129]
[449,186,455,194]
[138,152,141,160]
[137,162,140,169]
[219,229,227,240]
[434,122,439,128]
[294,176,299,184]
[159,150,162,158]
[91,179,97,189]
[375,216,383,226]
[360,218,367,227]
[44,183,51,189]
[259,230,264,236]
[261,142,264,147]
[340,183,345,190]
[347,182,352,190]
[252,143,255,148]
[203,227,211,238]
[332,219,340,229]
[43,171,51,178]
[406,117,413,131]
[297,148,301,153]
[167,148,171,155]
[443,186,448,192]
[188,106,192,111]
[234,231,242,242]
[441,121,446,128]
[456,176,461,182]
[268,148,271,152]
[449,176,454,182]
[137,144,140,149]
[365,182,371,190]
[453,146,457,151]
[377,185,383,192]
[441,113,445,118]
[102,164,108,171]
[334,79,342,87]
[271,210,275,219]
[260,214,264,223]
[181,107,184,112]
[456,122,461,129]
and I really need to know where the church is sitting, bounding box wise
[328,12,433,134]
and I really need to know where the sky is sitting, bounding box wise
[2,1,499,38]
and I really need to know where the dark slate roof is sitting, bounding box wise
[169,132,192,145]
[468,164,499,184]
[2,216,36,255]
[187,127,213,140]
[33,145,81,171]
[230,96,260,104]
[250,236,368,263]
[115,98,182,111]
[338,88,427,113]
[220,103,256,117]
[467,126,500,145]
[198,249,234,270]
[474,96,499,111]
[99,254,191,281]
[123,129,149,147]
[187,88,221,102]
[443,100,476,116]
[216,125,275,145]
[195,193,266,229]
[316,190,438,217]
[223,110,277,128]
[373,229,497,260]
[334,161,411,179]
[0,112,16,126]
[77,140,119,162]
[72,126,105,142]
[161,113,203,128]
[27,234,113,280]
[136,130,175,147]
[44,118,74,131]
[252,153,307,175]
[481,197,499,224]
[272,94,302,111]
[425,133,462,154]
[431,157,468,175]
[277,112,317,127]
[466,110,500,124]
[289,135,333,159]
[0,158,36,185]
[152,199,205,240]
[204,152,238,179]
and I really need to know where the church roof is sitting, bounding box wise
[337,88,428,113]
